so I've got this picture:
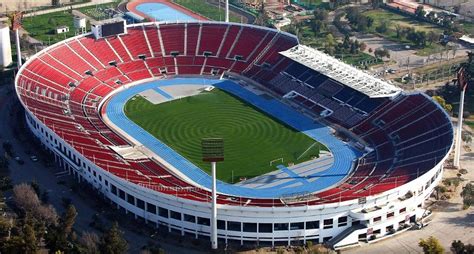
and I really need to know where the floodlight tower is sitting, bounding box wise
[225,0,229,22]
[10,12,23,67]
[454,67,468,168]
[202,138,224,250]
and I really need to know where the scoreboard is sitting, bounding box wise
[91,18,127,39]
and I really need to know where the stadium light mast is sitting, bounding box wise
[202,138,224,250]
[225,0,229,22]
[10,12,23,67]
[454,67,468,168]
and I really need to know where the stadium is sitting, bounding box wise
[14,21,453,249]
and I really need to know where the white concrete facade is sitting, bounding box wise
[0,25,12,68]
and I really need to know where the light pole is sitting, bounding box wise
[454,67,467,168]
[202,138,224,250]
[225,0,229,22]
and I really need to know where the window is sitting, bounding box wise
[184,214,195,223]
[118,189,125,200]
[387,212,394,219]
[170,210,181,220]
[323,236,332,242]
[227,221,241,231]
[306,221,319,229]
[259,223,272,233]
[243,223,257,232]
[323,219,333,229]
[290,222,304,230]
[158,207,168,218]
[274,223,288,231]
[399,208,406,214]
[197,217,210,226]
[136,199,145,209]
[146,203,156,214]
[217,220,225,230]
[373,216,381,223]
[126,194,134,205]
[111,185,117,195]
[338,216,348,227]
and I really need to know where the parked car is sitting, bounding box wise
[30,155,39,162]
[14,156,24,165]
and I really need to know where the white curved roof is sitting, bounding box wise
[280,45,402,98]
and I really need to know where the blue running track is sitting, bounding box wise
[105,78,361,198]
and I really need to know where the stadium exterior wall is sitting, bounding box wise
[23,103,447,247]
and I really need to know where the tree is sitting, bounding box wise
[433,185,447,200]
[371,0,383,9]
[367,16,374,28]
[460,183,474,209]
[395,24,402,38]
[1,236,27,253]
[464,52,474,84]
[13,183,40,213]
[0,216,11,236]
[451,240,474,254]
[427,31,439,45]
[324,34,337,55]
[23,223,38,254]
[310,20,325,34]
[374,48,390,59]
[462,131,472,144]
[375,20,389,34]
[313,9,328,21]
[419,236,444,254]
[80,231,100,254]
[48,17,57,27]
[99,222,128,254]
[415,6,426,19]
[427,11,437,22]
[12,184,58,226]
[62,204,77,236]
[432,96,453,113]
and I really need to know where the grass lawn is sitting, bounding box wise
[78,1,121,20]
[460,21,474,36]
[173,0,241,22]
[22,1,121,45]
[125,89,325,183]
[362,9,444,56]
[364,9,443,33]
[335,52,383,67]
[466,121,474,129]
[291,0,329,9]
[22,10,78,45]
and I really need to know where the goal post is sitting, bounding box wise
[270,157,284,166]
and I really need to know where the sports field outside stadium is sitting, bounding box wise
[125,89,326,183]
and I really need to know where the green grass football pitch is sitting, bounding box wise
[124,89,326,183]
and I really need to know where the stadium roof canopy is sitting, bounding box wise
[280,45,402,98]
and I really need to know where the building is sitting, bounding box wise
[0,23,12,68]
[56,25,69,34]
[14,21,453,249]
